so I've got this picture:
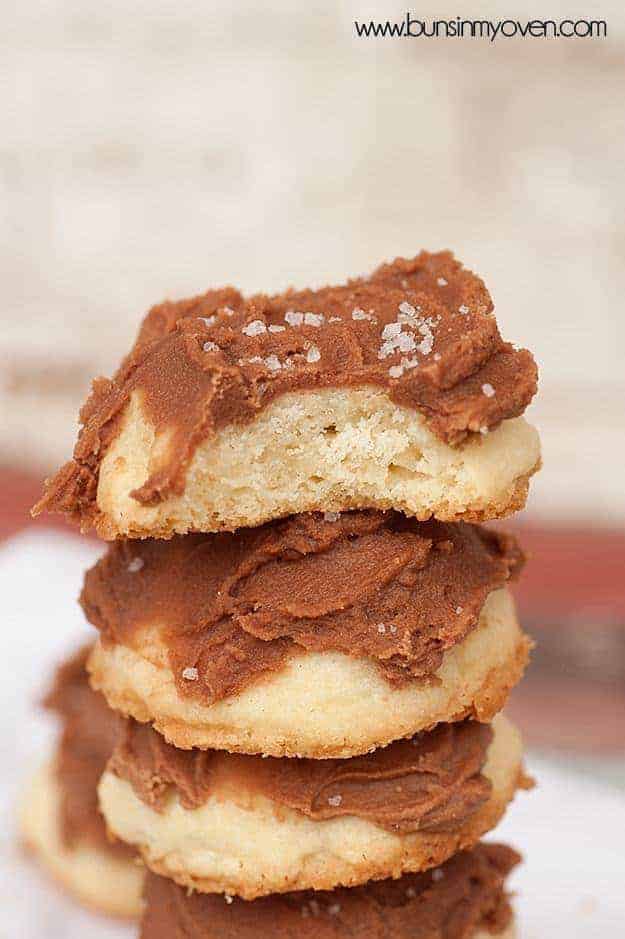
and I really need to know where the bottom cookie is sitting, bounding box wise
[21,762,144,919]
[140,842,519,939]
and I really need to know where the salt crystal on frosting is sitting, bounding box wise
[203,341,219,353]
[242,320,267,337]
[377,623,386,634]
[328,794,342,807]
[398,301,416,317]
[437,276,448,287]
[264,354,282,372]
[458,305,469,315]
[382,322,402,340]
[285,311,304,326]
[127,557,144,573]
[388,364,404,378]
[199,315,215,327]
[306,345,321,363]
[482,382,496,397]
[352,307,376,322]
[182,667,198,681]
[268,324,285,333]
[397,332,416,353]
[304,312,324,327]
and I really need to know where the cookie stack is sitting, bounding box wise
[33,251,540,938]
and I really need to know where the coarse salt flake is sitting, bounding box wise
[285,311,304,326]
[377,623,386,634]
[323,511,340,522]
[199,315,215,327]
[304,312,324,326]
[264,354,282,372]
[268,324,286,333]
[455,606,463,615]
[203,341,219,353]
[182,667,198,681]
[382,322,402,340]
[388,364,404,378]
[306,345,321,363]
[328,794,342,807]
[352,307,376,322]
[398,301,416,317]
[397,332,416,353]
[458,305,470,315]
[242,319,267,337]
[482,382,496,397]
[127,557,144,573]
[437,277,448,287]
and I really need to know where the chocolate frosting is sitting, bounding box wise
[44,644,132,858]
[81,511,522,703]
[108,718,493,834]
[34,251,537,524]
[140,843,519,939]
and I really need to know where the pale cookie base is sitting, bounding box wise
[89,588,529,758]
[94,387,540,538]
[20,763,144,919]
[99,713,522,900]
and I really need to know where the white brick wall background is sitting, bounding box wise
[1,1,623,522]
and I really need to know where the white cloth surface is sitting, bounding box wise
[0,530,623,937]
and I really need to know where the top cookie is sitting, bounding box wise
[34,252,539,538]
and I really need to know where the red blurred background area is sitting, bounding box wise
[3,464,623,758]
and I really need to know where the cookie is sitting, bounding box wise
[98,713,524,898]
[89,587,529,758]
[139,842,519,938]
[20,644,143,917]
[33,252,539,538]
[21,762,144,919]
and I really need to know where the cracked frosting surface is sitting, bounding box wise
[33,251,537,524]
[80,511,523,704]
[140,842,519,939]
[108,717,493,834]
[44,644,131,858]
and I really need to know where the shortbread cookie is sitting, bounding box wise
[20,647,143,917]
[21,763,144,919]
[83,510,529,756]
[33,252,539,537]
[140,843,519,939]
[88,581,528,758]
[98,713,525,898]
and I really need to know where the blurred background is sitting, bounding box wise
[0,1,623,934]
